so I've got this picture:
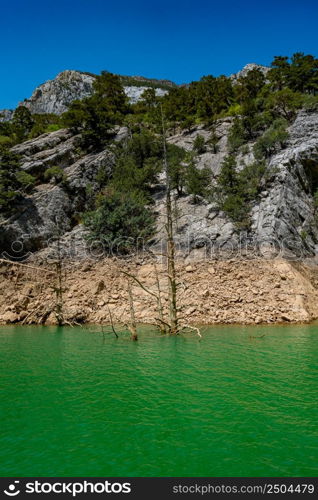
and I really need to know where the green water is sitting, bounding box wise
[0,324,318,477]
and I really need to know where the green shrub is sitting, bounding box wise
[62,71,128,151]
[206,128,220,153]
[181,116,195,132]
[253,119,289,159]
[226,103,242,116]
[185,163,212,203]
[84,189,155,253]
[300,229,308,241]
[227,118,247,153]
[11,106,34,142]
[221,193,250,230]
[216,155,266,229]
[0,135,13,147]
[44,166,67,184]
[0,149,22,211]
[15,171,36,190]
[302,95,318,112]
[193,134,206,154]
[266,88,303,121]
[45,124,62,133]
[313,189,318,212]
[109,129,165,197]
[166,144,189,196]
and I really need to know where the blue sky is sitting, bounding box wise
[1,0,317,109]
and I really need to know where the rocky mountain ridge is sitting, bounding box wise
[1,70,171,117]
[0,63,269,118]
[230,63,270,82]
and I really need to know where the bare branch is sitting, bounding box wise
[107,306,119,338]
[178,324,202,339]
[120,270,158,299]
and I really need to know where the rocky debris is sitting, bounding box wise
[0,256,317,326]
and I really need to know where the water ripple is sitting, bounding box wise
[0,324,318,477]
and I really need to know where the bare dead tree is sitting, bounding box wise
[153,261,168,334]
[107,305,119,338]
[104,111,202,340]
[53,233,64,326]
[126,278,138,341]
[161,105,178,335]
[48,217,73,327]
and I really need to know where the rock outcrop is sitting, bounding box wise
[251,110,318,256]
[230,63,270,82]
[18,70,168,115]
[0,109,14,122]
[161,110,318,257]
[20,71,95,115]
[0,127,120,255]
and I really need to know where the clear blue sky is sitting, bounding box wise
[1,0,317,109]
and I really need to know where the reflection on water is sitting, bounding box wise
[0,324,318,477]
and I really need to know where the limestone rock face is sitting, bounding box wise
[22,71,95,115]
[251,110,318,256]
[161,110,318,256]
[230,63,270,82]
[124,85,167,103]
[11,128,80,175]
[0,127,117,256]
[1,109,318,260]
[0,185,73,255]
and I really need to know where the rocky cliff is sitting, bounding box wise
[1,108,318,260]
[163,109,318,258]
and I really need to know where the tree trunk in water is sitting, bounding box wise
[166,187,178,334]
[127,279,138,341]
[161,106,178,335]
[54,236,64,326]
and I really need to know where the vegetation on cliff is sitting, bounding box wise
[1,52,318,240]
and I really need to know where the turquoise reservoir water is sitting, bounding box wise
[0,324,317,477]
